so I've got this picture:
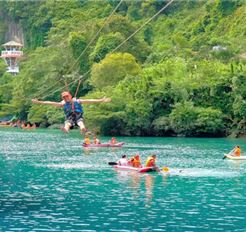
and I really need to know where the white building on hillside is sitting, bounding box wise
[1,40,23,75]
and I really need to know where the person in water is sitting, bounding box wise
[93,136,100,144]
[117,155,128,166]
[129,154,142,168]
[32,91,111,133]
[231,145,241,157]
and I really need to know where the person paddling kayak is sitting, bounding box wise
[93,136,101,144]
[231,145,241,157]
[110,137,117,144]
[83,135,91,145]
[32,91,111,134]
[145,154,160,171]
[117,155,128,166]
[129,154,142,168]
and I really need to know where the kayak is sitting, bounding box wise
[223,154,246,160]
[82,142,125,148]
[113,165,156,173]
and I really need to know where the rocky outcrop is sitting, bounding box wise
[4,17,24,46]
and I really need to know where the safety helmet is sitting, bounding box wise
[61,91,72,98]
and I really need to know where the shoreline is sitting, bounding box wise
[0,127,245,139]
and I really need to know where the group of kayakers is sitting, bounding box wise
[83,135,100,145]
[117,154,159,170]
[83,136,117,146]
[115,145,243,172]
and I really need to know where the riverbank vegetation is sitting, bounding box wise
[0,0,245,137]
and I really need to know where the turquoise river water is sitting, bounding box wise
[0,128,246,231]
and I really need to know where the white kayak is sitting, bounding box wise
[224,154,246,160]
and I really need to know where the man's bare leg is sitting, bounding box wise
[77,121,87,134]
[61,122,71,133]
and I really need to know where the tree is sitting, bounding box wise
[102,15,150,62]
[169,102,198,136]
[90,32,124,63]
[170,102,225,136]
[152,116,173,136]
[90,52,141,89]
[232,74,246,133]
[195,107,225,136]
[69,32,89,73]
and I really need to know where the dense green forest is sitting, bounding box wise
[0,0,245,137]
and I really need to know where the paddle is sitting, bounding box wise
[222,154,228,160]
[223,148,234,159]
[108,162,117,165]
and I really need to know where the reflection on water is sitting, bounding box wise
[0,129,246,231]
[114,169,155,208]
[145,174,154,208]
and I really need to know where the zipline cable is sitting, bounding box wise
[39,0,175,100]
[68,0,124,76]
[111,0,175,53]
[35,0,123,99]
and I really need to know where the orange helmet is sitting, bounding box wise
[61,91,72,98]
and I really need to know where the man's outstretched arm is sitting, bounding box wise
[32,99,63,107]
[78,97,111,104]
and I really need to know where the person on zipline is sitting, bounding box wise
[32,91,111,133]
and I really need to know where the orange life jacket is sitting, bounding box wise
[84,138,90,145]
[132,157,141,168]
[234,147,241,156]
[146,157,155,167]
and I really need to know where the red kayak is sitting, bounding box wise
[82,142,125,148]
[113,165,156,173]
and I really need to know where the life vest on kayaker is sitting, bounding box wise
[84,137,90,145]
[63,99,83,117]
[131,155,141,168]
[146,156,156,167]
[234,147,241,156]
[93,137,100,144]
[111,137,116,144]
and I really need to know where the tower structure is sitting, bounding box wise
[1,40,23,75]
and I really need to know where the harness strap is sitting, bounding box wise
[71,100,75,112]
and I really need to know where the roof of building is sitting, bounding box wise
[2,40,23,47]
